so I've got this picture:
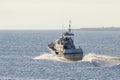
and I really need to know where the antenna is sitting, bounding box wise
[69,20,71,32]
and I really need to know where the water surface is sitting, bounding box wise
[0,30,120,80]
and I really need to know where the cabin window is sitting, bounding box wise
[64,46,68,49]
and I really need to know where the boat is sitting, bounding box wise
[48,20,83,61]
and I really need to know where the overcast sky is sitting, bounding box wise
[0,0,120,29]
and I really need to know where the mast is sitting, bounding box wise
[68,20,71,32]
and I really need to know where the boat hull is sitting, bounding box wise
[48,48,83,61]
[64,53,83,61]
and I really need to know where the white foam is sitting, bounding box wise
[82,53,120,67]
[33,53,69,62]
[33,53,120,67]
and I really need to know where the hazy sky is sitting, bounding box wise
[0,0,120,29]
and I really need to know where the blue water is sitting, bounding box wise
[0,30,120,80]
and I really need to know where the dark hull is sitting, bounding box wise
[64,53,83,61]
[49,48,83,61]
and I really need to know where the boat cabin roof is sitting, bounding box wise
[62,32,74,36]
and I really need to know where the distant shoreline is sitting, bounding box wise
[79,27,120,31]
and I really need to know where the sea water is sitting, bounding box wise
[0,30,120,80]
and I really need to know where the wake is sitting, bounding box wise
[33,53,120,67]
[33,53,69,62]
[82,53,120,67]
